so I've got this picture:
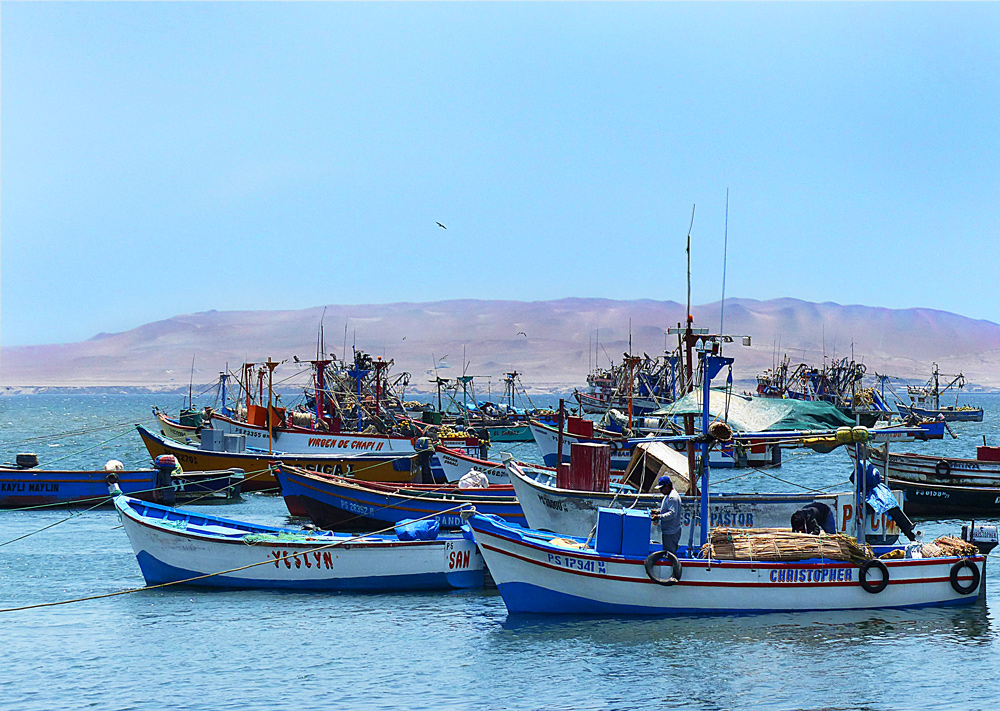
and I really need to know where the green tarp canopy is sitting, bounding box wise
[653,389,855,431]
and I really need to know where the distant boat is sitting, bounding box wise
[0,453,242,507]
[273,464,523,530]
[136,425,417,491]
[115,495,484,591]
[895,363,983,422]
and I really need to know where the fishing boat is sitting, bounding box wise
[0,454,242,507]
[895,363,983,422]
[504,456,906,545]
[115,495,484,591]
[154,408,202,445]
[465,509,992,615]
[849,444,1000,515]
[273,464,524,530]
[755,355,866,408]
[136,425,417,491]
[430,445,514,485]
[465,342,997,615]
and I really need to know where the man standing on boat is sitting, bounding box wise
[651,475,682,556]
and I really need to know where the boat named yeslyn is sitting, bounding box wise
[115,495,484,591]
[465,511,994,615]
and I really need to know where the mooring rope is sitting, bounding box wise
[0,503,469,614]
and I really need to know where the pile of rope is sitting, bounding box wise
[700,527,873,563]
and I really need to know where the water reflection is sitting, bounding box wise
[497,602,997,648]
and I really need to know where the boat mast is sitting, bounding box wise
[265,358,279,455]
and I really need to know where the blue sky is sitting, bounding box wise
[3,2,999,347]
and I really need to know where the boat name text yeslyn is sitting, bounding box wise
[272,550,335,569]
[308,438,386,451]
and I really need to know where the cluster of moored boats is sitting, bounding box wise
[2,324,997,615]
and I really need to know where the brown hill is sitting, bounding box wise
[3,298,1000,392]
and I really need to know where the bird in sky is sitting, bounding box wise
[436,222,447,229]
[517,331,527,337]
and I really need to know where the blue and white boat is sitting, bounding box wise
[115,496,484,591]
[273,464,524,531]
[466,348,995,616]
[465,509,991,615]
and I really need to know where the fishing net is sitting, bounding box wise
[700,527,873,563]
[655,389,854,432]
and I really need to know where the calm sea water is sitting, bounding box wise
[2,392,1000,710]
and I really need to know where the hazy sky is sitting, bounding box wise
[3,2,998,347]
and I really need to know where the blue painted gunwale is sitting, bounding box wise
[117,497,485,590]
[467,514,984,607]
[0,468,160,507]
[275,466,524,528]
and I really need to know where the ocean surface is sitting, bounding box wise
[2,392,1000,710]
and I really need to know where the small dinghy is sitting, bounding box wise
[115,496,484,591]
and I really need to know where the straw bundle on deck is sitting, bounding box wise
[700,528,873,563]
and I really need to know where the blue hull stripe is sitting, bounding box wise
[497,581,980,616]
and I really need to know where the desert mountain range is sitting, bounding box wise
[4,297,1000,393]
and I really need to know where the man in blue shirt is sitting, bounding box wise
[651,475,683,556]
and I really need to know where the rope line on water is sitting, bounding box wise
[0,503,468,614]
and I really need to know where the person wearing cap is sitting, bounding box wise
[650,475,682,556]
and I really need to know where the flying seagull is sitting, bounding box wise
[436,222,447,229]
[517,331,527,337]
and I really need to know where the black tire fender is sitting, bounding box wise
[859,559,889,594]
[935,459,951,477]
[950,559,981,595]
[644,550,682,587]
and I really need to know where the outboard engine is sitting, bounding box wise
[152,454,178,506]
[962,522,999,555]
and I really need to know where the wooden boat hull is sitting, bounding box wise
[507,460,903,544]
[852,448,1000,515]
[137,425,417,491]
[0,466,242,507]
[484,424,533,442]
[0,468,164,508]
[468,513,986,615]
[116,496,484,591]
[274,465,524,530]
[209,412,419,456]
[431,445,511,484]
[888,478,1000,516]
[155,411,201,445]
[896,405,984,423]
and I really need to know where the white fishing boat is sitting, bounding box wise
[504,456,905,544]
[115,495,484,591]
[466,347,996,616]
[431,445,514,484]
[465,510,991,614]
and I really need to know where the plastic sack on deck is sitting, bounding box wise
[394,518,440,541]
[866,483,897,515]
